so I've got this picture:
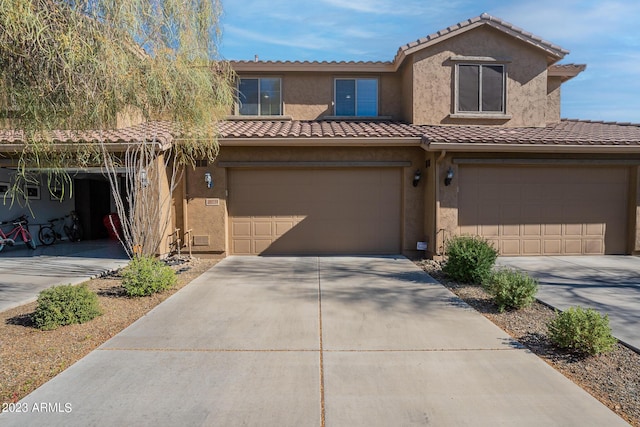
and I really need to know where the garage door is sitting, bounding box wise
[458,166,629,255]
[229,168,401,255]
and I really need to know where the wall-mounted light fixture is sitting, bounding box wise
[444,167,454,186]
[204,172,213,189]
[140,168,149,187]
[412,170,422,187]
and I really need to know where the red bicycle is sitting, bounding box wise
[0,215,36,251]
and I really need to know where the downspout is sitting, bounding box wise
[435,150,447,257]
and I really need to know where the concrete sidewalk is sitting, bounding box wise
[0,239,129,313]
[0,256,627,426]
[497,256,640,352]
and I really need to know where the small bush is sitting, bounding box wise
[121,255,177,297]
[33,284,102,330]
[547,306,617,355]
[482,268,538,312]
[443,235,498,284]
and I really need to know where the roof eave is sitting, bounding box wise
[230,61,396,73]
[423,141,640,153]
[394,15,568,69]
[0,141,172,153]
[219,137,422,147]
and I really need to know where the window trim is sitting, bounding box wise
[236,76,283,116]
[333,77,379,117]
[454,62,507,115]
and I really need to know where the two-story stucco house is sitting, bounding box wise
[2,13,640,258]
[178,13,640,258]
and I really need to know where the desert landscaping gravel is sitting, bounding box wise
[416,259,640,426]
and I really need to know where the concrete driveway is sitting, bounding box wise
[497,256,640,352]
[0,256,626,426]
[0,239,129,313]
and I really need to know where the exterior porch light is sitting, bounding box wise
[444,167,454,186]
[204,172,213,189]
[412,170,422,187]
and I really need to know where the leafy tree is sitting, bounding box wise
[0,0,235,256]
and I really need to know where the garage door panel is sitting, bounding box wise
[523,224,541,236]
[501,240,521,256]
[229,168,401,255]
[584,239,604,255]
[458,166,629,255]
[564,240,583,255]
[544,223,562,236]
[522,239,542,255]
[543,239,562,255]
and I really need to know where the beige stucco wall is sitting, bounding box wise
[181,145,426,256]
[400,62,414,123]
[410,26,550,127]
[546,77,562,125]
[182,162,228,253]
[234,72,404,120]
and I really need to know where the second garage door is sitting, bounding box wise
[229,168,401,255]
[458,165,629,255]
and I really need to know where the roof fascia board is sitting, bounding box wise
[423,142,640,154]
[219,137,422,147]
[231,62,395,73]
[548,65,587,82]
[394,18,567,70]
[0,141,171,153]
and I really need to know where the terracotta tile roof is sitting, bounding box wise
[3,120,640,152]
[420,120,640,146]
[0,122,175,147]
[218,120,424,139]
[395,13,568,65]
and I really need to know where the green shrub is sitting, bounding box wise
[482,268,538,312]
[33,284,102,330]
[442,235,498,284]
[547,306,617,355]
[121,255,177,297]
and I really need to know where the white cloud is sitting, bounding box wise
[493,0,640,44]
[224,25,336,53]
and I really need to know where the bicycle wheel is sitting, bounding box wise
[38,226,56,246]
[22,229,36,250]
[64,225,81,242]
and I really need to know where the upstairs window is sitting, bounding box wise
[456,64,505,113]
[335,78,378,116]
[238,77,282,116]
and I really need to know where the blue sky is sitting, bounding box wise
[218,0,640,123]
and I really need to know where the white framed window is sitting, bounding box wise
[238,77,282,116]
[334,78,378,117]
[456,64,505,114]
